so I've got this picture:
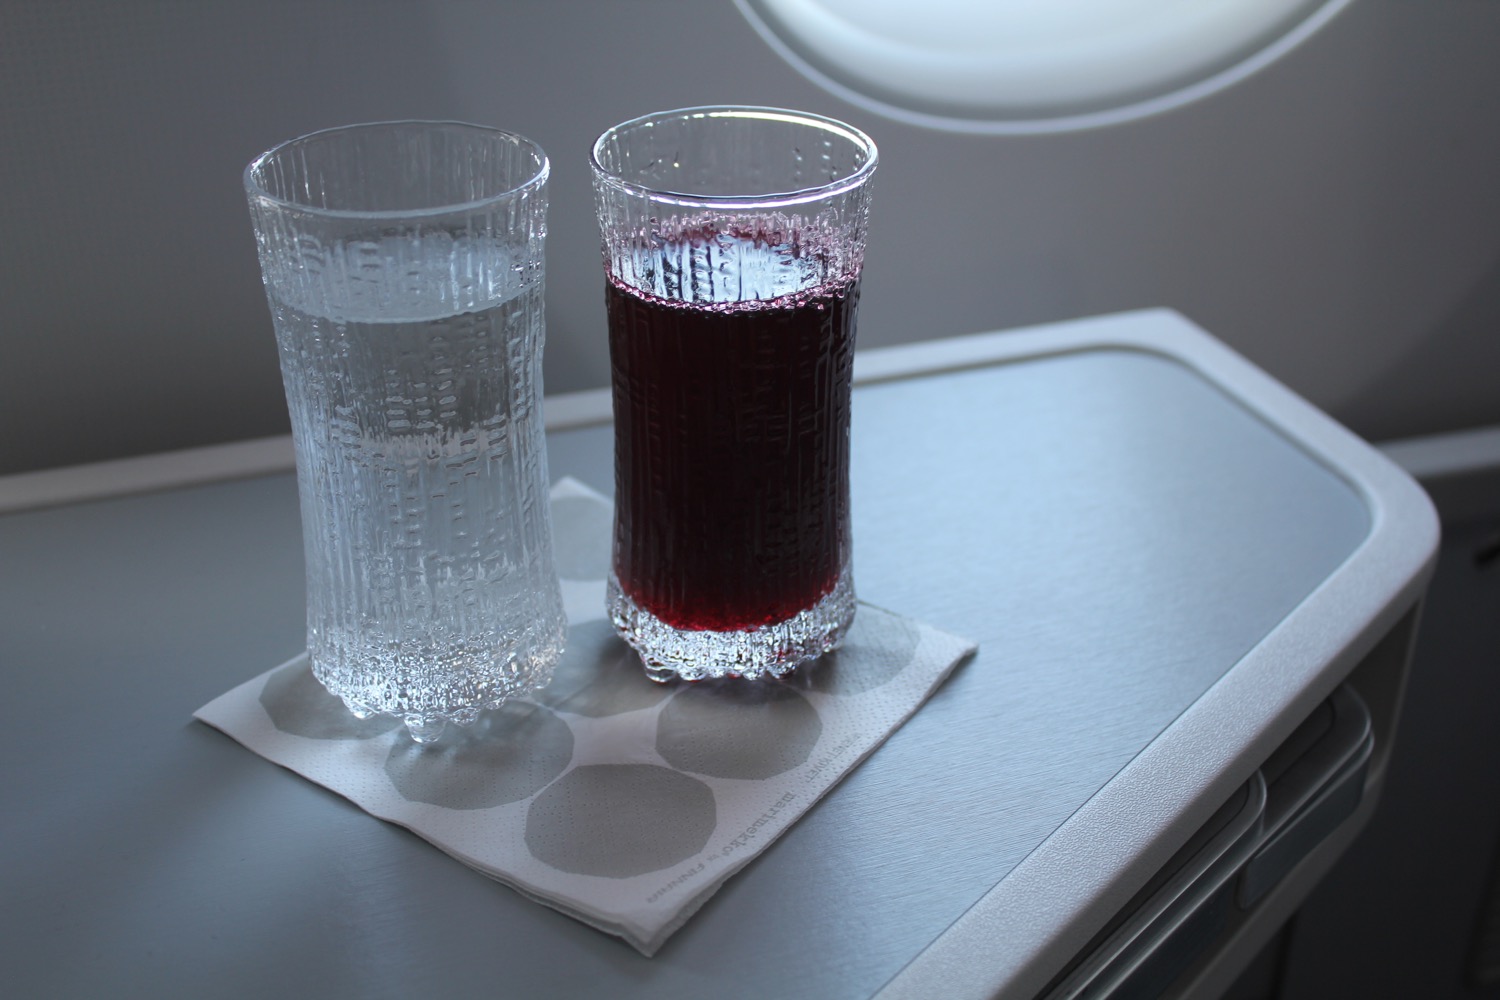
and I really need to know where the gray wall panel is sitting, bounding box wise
[3,0,1499,473]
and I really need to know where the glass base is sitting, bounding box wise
[316,624,566,744]
[607,566,856,682]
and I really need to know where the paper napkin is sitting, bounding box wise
[196,478,976,955]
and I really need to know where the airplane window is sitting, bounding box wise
[734,0,1352,132]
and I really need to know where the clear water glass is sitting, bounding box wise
[245,121,566,743]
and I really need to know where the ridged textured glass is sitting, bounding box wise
[245,121,565,743]
[591,107,877,682]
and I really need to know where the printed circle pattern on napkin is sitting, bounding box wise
[260,659,400,740]
[531,619,672,718]
[526,764,716,878]
[656,683,823,779]
[385,702,574,810]
[804,610,921,696]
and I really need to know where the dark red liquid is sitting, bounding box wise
[607,242,859,632]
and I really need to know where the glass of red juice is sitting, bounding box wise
[590,106,878,682]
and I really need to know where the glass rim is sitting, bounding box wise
[243,119,550,220]
[589,105,878,210]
